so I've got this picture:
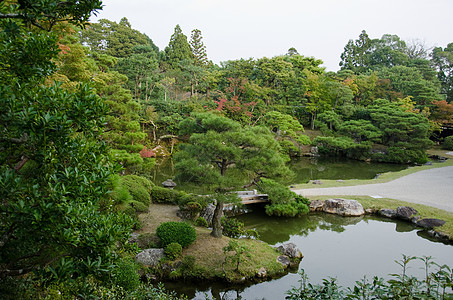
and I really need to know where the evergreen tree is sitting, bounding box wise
[190,29,208,66]
[163,24,193,70]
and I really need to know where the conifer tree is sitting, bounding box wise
[163,24,193,70]
[190,29,208,66]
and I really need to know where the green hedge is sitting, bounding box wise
[156,222,196,248]
[443,135,453,150]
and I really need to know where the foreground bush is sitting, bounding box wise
[286,255,453,299]
[156,221,197,248]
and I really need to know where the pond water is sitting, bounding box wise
[166,208,453,300]
[158,157,449,299]
[150,156,407,189]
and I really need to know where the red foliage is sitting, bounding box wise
[140,146,156,158]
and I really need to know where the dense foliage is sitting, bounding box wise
[156,221,197,248]
[286,256,453,299]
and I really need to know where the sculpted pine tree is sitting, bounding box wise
[175,113,291,237]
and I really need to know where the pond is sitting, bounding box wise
[166,207,453,300]
[150,156,408,189]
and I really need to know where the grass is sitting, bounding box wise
[137,205,289,282]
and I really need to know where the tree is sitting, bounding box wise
[0,0,132,281]
[190,29,208,67]
[162,24,193,70]
[432,43,453,102]
[175,113,291,237]
[339,30,372,73]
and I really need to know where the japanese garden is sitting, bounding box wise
[1,1,453,299]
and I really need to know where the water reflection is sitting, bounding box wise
[166,207,453,300]
[149,156,408,189]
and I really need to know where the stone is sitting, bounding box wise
[128,232,140,244]
[396,206,418,221]
[135,248,165,267]
[310,146,318,155]
[162,179,177,189]
[416,218,446,229]
[276,255,290,268]
[323,198,365,216]
[312,180,323,185]
[277,243,303,259]
[257,267,267,278]
[309,199,325,212]
[200,203,216,227]
[379,208,396,218]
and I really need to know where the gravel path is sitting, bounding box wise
[293,166,453,212]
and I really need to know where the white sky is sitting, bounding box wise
[92,0,453,71]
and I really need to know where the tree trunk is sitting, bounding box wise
[210,201,223,238]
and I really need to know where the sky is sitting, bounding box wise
[91,0,453,71]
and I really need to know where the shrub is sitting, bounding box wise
[195,217,208,228]
[129,200,148,212]
[265,198,310,217]
[156,222,196,248]
[110,258,140,291]
[443,135,453,150]
[221,217,245,238]
[258,178,294,204]
[165,243,182,260]
[120,175,154,206]
[150,186,185,204]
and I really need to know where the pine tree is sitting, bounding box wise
[190,29,208,66]
[163,24,193,70]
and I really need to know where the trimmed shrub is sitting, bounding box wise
[156,222,196,248]
[129,200,148,212]
[195,217,208,228]
[165,242,182,260]
[150,186,185,204]
[110,258,140,291]
[265,200,309,217]
[120,175,154,206]
[443,135,453,150]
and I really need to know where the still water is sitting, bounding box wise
[151,156,407,188]
[167,209,453,300]
[157,157,450,299]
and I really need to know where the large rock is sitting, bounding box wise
[200,203,216,227]
[396,206,418,221]
[257,267,267,278]
[135,248,165,267]
[323,198,365,216]
[416,218,446,229]
[309,199,325,212]
[277,243,303,259]
[276,255,290,268]
[379,208,397,219]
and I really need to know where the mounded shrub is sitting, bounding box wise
[150,186,185,204]
[164,242,182,260]
[156,221,196,248]
[265,200,309,217]
[120,175,154,206]
[443,135,453,150]
[195,216,208,228]
[129,200,148,212]
[110,258,140,291]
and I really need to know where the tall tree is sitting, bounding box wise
[162,24,193,70]
[0,0,132,281]
[432,43,453,102]
[190,29,208,66]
